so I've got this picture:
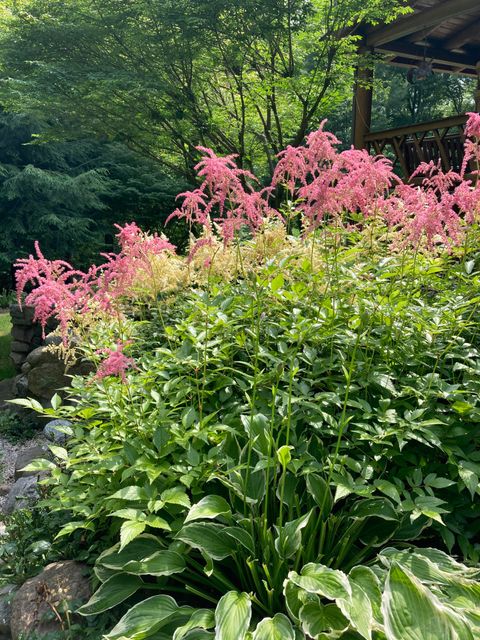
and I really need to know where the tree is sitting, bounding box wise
[0,0,406,180]
[0,110,188,287]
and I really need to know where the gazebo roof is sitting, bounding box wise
[361,0,480,77]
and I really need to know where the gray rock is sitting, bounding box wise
[9,304,35,325]
[10,561,91,640]
[9,352,25,369]
[12,374,28,397]
[0,584,16,637]
[14,446,50,480]
[43,334,63,347]
[27,362,68,399]
[20,361,31,375]
[26,346,58,369]
[10,341,30,354]
[11,325,34,343]
[44,419,72,444]
[0,379,14,403]
[4,476,40,515]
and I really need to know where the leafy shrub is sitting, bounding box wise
[13,116,480,638]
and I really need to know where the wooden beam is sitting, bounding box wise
[364,115,467,142]
[445,19,480,51]
[375,39,477,70]
[352,58,373,149]
[366,0,479,48]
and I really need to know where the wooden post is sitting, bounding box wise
[352,52,373,149]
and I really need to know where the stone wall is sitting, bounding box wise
[9,304,45,371]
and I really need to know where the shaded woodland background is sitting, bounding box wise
[0,0,475,287]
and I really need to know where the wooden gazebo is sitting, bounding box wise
[353,0,480,176]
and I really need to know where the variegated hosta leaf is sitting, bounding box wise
[252,613,296,639]
[78,573,143,616]
[214,591,251,640]
[382,563,474,640]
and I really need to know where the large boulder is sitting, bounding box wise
[10,561,91,640]
[3,476,40,515]
[43,420,72,445]
[0,584,16,640]
[14,446,50,481]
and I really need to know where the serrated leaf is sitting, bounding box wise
[120,521,146,551]
[109,486,148,501]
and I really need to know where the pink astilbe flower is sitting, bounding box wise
[462,112,480,178]
[453,179,480,224]
[95,341,136,383]
[386,180,462,250]
[14,242,88,340]
[94,223,175,310]
[304,122,340,169]
[333,149,399,217]
[168,147,280,249]
[271,121,339,194]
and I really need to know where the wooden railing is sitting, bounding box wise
[364,115,468,178]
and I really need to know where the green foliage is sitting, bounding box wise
[0,409,40,443]
[0,311,14,380]
[18,227,480,637]
[0,0,407,178]
[0,110,190,285]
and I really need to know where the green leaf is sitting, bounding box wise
[275,510,312,559]
[109,486,148,501]
[120,521,146,550]
[20,458,57,472]
[78,573,143,616]
[350,498,398,521]
[270,273,284,293]
[277,445,293,469]
[161,487,191,508]
[382,563,473,640]
[299,602,348,637]
[185,495,231,523]
[306,474,332,516]
[105,594,190,640]
[338,581,373,640]
[288,563,351,600]
[222,527,255,555]
[176,522,237,560]
[48,445,68,461]
[252,613,295,639]
[50,393,62,410]
[215,591,251,640]
[98,535,162,570]
[173,609,215,640]
[122,550,185,576]
[349,566,382,624]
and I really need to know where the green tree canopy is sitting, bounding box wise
[0,0,407,179]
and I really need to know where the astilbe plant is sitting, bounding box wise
[15,222,175,342]
[169,112,480,248]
